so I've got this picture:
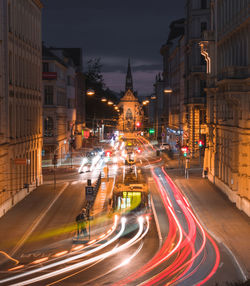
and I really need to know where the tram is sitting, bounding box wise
[112,167,150,215]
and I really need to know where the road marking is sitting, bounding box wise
[10,183,69,256]
[150,194,163,244]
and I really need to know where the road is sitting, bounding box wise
[0,136,245,285]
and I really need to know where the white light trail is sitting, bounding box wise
[9,217,145,286]
[0,216,122,285]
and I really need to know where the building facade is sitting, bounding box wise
[161,18,186,150]
[185,0,210,156]
[42,46,70,163]
[0,0,43,217]
[201,0,250,216]
[49,48,86,149]
[118,60,144,133]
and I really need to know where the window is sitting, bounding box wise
[201,22,207,34]
[44,117,54,137]
[43,62,49,72]
[201,0,207,9]
[9,52,12,84]
[8,3,11,32]
[126,108,133,120]
[67,75,72,85]
[44,86,53,105]
[200,54,207,65]
[57,91,67,106]
[200,80,206,95]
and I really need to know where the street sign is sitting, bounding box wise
[85,186,94,201]
[14,158,30,165]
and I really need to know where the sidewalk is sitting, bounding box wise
[162,153,250,280]
[74,176,115,243]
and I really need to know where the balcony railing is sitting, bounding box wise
[42,72,57,80]
[218,66,249,81]
[185,95,206,105]
[190,65,206,73]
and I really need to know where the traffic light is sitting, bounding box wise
[198,140,204,147]
[105,150,112,157]
[149,128,155,134]
[136,122,141,128]
[181,146,188,157]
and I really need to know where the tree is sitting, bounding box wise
[85,58,119,128]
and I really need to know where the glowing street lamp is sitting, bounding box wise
[101,97,107,102]
[107,101,114,105]
[164,87,173,93]
[151,94,156,99]
[86,89,95,96]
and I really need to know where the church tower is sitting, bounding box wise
[125,58,133,92]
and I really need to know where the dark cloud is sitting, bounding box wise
[42,0,185,95]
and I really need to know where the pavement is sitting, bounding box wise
[0,166,115,268]
[162,152,250,280]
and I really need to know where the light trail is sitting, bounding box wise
[0,216,123,284]
[116,166,220,286]
[9,217,145,286]
[80,216,150,286]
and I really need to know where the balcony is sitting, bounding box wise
[218,66,249,81]
[186,95,206,105]
[202,30,215,42]
[190,65,206,73]
[42,72,57,80]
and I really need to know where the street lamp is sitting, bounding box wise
[164,87,173,93]
[86,89,95,96]
[101,97,107,102]
[107,101,113,105]
[151,94,157,100]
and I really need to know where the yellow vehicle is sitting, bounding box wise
[112,168,150,215]
[125,151,136,165]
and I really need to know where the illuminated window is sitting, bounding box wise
[126,108,133,120]
[44,117,54,137]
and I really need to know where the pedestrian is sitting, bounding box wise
[75,213,82,238]
[80,211,88,237]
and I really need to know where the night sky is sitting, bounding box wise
[42,0,185,96]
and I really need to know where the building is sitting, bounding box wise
[117,60,144,133]
[0,0,43,217]
[42,46,69,163]
[160,18,186,150]
[48,48,86,149]
[200,0,250,216]
[152,75,165,141]
[184,0,211,157]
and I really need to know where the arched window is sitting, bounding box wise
[44,117,54,137]
[126,108,133,120]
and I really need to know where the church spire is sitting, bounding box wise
[125,58,133,92]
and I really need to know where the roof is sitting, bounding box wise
[42,45,67,67]
[120,90,138,102]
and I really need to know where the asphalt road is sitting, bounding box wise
[0,137,246,285]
